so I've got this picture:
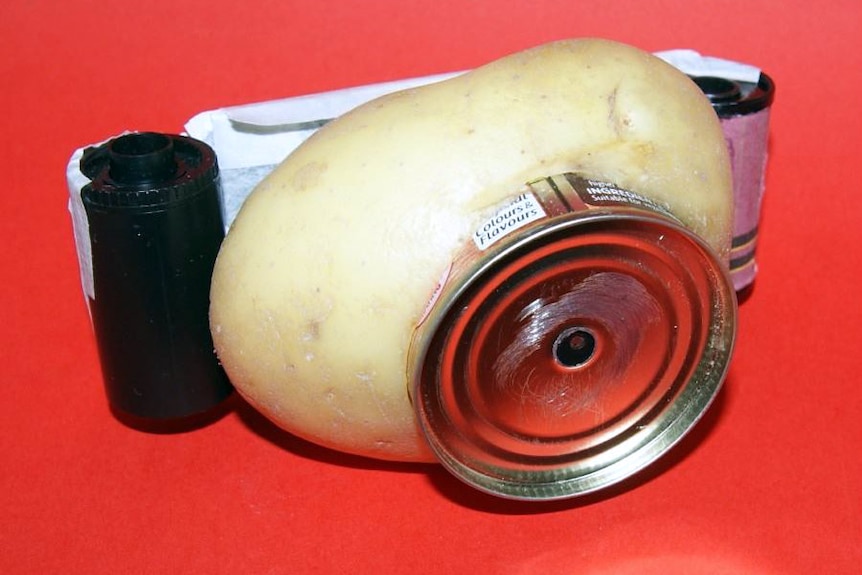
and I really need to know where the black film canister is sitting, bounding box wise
[80,132,232,426]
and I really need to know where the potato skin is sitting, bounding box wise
[210,38,732,462]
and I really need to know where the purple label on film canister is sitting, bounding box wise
[723,107,771,291]
[692,71,774,293]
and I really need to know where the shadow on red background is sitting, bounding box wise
[226,367,735,514]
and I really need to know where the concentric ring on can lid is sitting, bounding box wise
[411,211,736,500]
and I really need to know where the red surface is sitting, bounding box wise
[2,1,861,573]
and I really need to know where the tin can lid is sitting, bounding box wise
[411,212,736,500]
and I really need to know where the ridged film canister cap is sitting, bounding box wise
[81,132,219,208]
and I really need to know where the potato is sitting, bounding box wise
[210,38,732,463]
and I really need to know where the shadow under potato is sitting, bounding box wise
[230,371,733,513]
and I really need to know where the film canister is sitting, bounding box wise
[78,132,232,427]
[693,72,775,293]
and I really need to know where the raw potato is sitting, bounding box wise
[210,38,732,463]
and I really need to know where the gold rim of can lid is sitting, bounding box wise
[411,211,737,500]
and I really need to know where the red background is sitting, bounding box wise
[2,1,861,573]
